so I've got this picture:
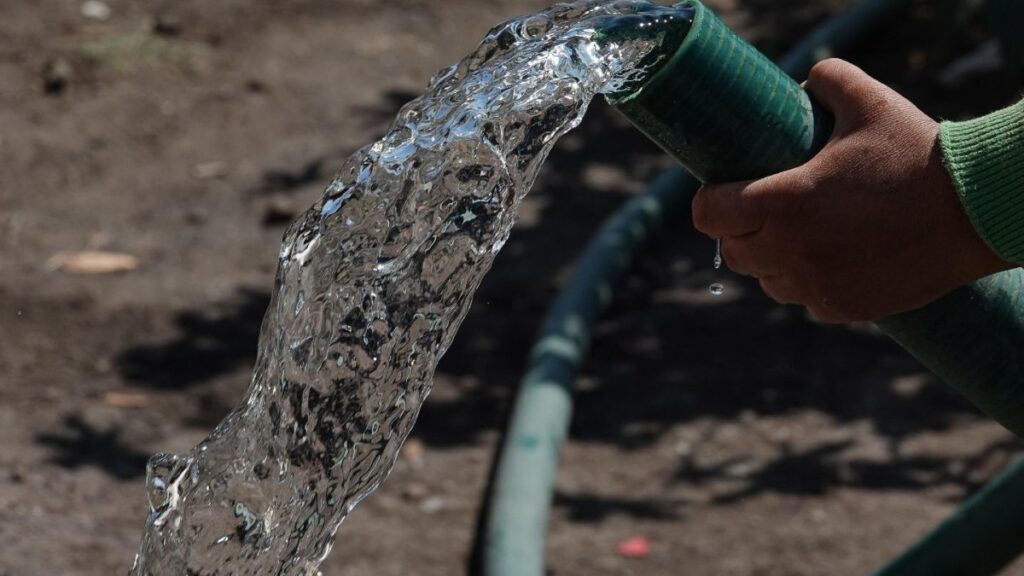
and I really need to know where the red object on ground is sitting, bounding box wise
[615,536,651,558]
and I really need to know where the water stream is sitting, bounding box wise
[131,3,688,574]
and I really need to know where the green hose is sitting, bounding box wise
[874,455,1024,576]
[879,272,1024,436]
[483,1,917,575]
[483,168,695,576]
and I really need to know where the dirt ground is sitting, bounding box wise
[2,1,1023,575]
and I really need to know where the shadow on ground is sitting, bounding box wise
[116,288,269,390]
[36,415,151,480]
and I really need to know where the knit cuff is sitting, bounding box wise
[940,99,1024,263]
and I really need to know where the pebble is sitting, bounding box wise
[245,78,268,93]
[400,437,426,467]
[419,496,445,514]
[9,464,28,483]
[192,161,228,180]
[153,12,183,36]
[185,208,208,226]
[80,0,112,21]
[263,196,298,226]
[41,57,73,95]
[400,482,428,502]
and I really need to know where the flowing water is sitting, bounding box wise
[131,3,689,574]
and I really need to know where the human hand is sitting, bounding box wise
[691,58,1012,323]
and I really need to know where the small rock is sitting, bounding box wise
[673,441,691,457]
[245,78,268,93]
[724,461,757,479]
[102,391,149,408]
[263,196,297,226]
[80,0,112,21]
[947,460,966,477]
[86,230,113,250]
[94,357,112,373]
[400,437,426,467]
[400,482,428,502]
[215,84,238,101]
[185,208,208,226]
[419,496,445,514]
[192,161,228,180]
[262,158,324,192]
[160,100,177,116]
[48,250,139,274]
[615,536,651,559]
[41,57,73,95]
[153,12,183,37]
[9,464,28,483]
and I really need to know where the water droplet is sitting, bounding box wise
[713,237,722,270]
[709,283,725,296]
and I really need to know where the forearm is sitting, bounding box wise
[941,99,1024,264]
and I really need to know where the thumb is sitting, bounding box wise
[804,58,883,135]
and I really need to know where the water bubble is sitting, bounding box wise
[521,14,552,39]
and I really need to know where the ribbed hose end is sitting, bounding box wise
[607,0,833,184]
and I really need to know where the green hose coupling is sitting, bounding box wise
[606,0,833,183]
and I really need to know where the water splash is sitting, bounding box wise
[131,2,688,574]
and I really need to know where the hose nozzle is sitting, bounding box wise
[605,0,833,183]
[594,3,696,99]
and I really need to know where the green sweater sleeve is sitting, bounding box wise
[940,99,1024,263]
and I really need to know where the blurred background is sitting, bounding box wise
[2,0,1023,574]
